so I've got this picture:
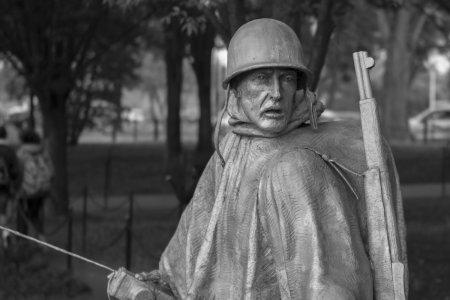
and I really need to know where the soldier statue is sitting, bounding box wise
[108,18,408,300]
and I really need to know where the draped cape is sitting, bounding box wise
[158,121,407,300]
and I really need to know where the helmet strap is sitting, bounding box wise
[308,89,318,130]
[213,86,230,167]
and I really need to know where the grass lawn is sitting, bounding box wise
[404,197,450,299]
[392,141,450,184]
[67,142,175,196]
[66,140,450,196]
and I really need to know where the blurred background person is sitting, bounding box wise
[16,128,53,242]
[0,124,21,248]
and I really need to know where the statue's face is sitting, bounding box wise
[234,68,297,134]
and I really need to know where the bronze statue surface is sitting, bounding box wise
[158,120,406,299]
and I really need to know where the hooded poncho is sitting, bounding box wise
[157,92,407,300]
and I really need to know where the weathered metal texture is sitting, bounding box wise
[354,51,408,300]
[360,98,402,256]
[223,18,311,88]
[364,167,396,299]
[108,267,174,300]
[156,119,406,299]
[364,167,407,300]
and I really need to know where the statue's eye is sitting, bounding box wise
[255,74,267,81]
[283,75,295,82]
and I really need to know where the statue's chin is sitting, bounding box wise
[257,120,288,134]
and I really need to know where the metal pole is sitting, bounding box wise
[126,193,134,269]
[103,147,112,208]
[443,143,448,199]
[429,68,437,110]
[82,186,87,254]
[67,208,73,271]
[133,121,138,143]
[423,118,428,144]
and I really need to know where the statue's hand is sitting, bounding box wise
[107,268,157,300]
[135,270,175,299]
[135,270,161,283]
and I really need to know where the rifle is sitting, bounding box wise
[353,51,406,300]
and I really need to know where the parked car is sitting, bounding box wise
[319,110,360,122]
[408,106,450,141]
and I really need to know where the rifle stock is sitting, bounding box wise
[353,51,406,300]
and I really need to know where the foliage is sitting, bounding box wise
[0,60,28,102]
[67,32,144,145]
[162,4,207,36]
[0,0,160,210]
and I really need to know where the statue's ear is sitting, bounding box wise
[227,88,240,116]
[230,87,240,103]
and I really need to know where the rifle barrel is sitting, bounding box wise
[353,52,374,99]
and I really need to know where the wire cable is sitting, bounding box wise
[0,225,114,272]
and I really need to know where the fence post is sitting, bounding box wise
[82,186,88,254]
[125,193,134,269]
[423,119,428,143]
[443,143,448,199]
[103,147,112,208]
[133,121,138,143]
[67,207,73,271]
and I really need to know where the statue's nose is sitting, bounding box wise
[270,76,281,100]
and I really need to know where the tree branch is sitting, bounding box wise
[376,9,391,41]
[432,0,450,14]
[410,12,427,50]
[226,0,246,36]
[200,4,230,45]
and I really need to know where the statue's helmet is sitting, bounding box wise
[223,18,311,89]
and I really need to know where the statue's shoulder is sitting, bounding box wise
[283,121,363,149]
[277,121,367,173]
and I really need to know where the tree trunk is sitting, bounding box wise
[111,86,123,144]
[67,92,92,146]
[327,50,339,110]
[307,0,335,91]
[226,0,246,36]
[28,92,36,130]
[164,23,184,160]
[382,7,411,140]
[204,0,246,46]
[190,23,215,159]
[38,89,69,213]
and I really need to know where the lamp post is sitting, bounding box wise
[427,51,450,110]
[429,67,437,110]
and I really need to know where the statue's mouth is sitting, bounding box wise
[261,107,283,118]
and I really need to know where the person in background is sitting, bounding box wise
[0,125,21,248]
[16,129,53,242]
